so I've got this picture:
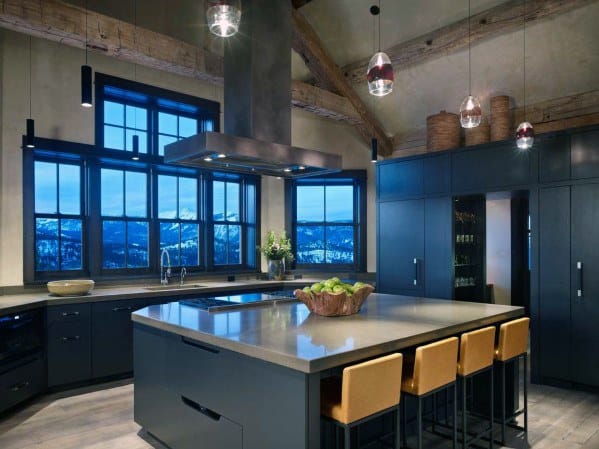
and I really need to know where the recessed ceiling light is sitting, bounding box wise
[217,153,227,158]
[283,168,292,172]
[298,166,306,170]
[203,156,213,162]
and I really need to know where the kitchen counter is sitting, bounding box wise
[133,294,524,449]
[0,279,323,314]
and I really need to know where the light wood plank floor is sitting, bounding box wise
[0,379,597,449]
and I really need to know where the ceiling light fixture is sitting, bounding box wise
[516,0,534,150]
[367,2,393,97]
[81,0,92,108]
[25,36,35,149]
[459,0,482,128]
[217,153,227,158]
[206,1,241,37]
[371,138,378,163]
[204,156,213,162]
[131,135,140,160]
[283,168,292,173]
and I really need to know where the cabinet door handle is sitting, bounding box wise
[182,337,220,354]
[413,258,418,286]
[181,396,221,421]
[61,335,81,342]
[61,311,80,317]
[10,381,30,392]
[577,261,583,298]
[112,306,133,312]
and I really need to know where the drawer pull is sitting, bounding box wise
[112,306,133,312]
[61,311,80,317]
[10,381,30,392]
[61,335,81,342]
[181,337,219,354]
[181,396,221,421]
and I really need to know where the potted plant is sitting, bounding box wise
[258,231,294,280]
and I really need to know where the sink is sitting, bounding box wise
[144,284,208,291]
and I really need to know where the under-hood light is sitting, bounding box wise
[203,156,213,162]
[217,153,227,158]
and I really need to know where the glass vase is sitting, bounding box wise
[268,259,285,281]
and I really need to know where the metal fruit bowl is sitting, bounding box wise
[293,284,374,317]
[47,280,95,296]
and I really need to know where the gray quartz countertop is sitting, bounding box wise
[132,293,524,373]
[0,279,323,314]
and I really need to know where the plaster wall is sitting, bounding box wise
[0,30,373,286]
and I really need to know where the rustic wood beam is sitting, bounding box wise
[343,0,595,85]
[391,90,599,157]
[0,0,224,84]
[0,0,364,128]
[292,0,313,8]
[291,8,394,155]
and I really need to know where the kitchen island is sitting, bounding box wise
[132,293,524,449]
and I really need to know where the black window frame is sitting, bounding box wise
[285,170,367,273]
[23,74,261,284]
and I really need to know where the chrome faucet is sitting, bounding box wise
[179,267,187,287]
[160,248,171,286]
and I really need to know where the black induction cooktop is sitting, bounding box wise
[179,290,298,312]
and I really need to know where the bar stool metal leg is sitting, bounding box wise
[395,407,401,449]
[501,361,506,445]
[524,353,528,438]
[490,368,494,449]
[453,384,458,449]
[417,397,423,449]
[344,426,350,449]
[462,377,467,449]
[401,398,407,448]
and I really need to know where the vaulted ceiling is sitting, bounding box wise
[21,0,599,154]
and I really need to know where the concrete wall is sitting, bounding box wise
[0,29,373,287]
[486,198,511,305]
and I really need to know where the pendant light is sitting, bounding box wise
[367,2,393,97]
[371,138,378,163]
[206,1,241,38]
[516,0,534,150]
[131,0,140,160]
[459,0,482,128]
[25,36,35,149]
[81,0,93,108]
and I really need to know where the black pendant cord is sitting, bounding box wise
[523,0,527,122]
[378,0,381,52]
[85,0,88,65]
[134,0,137,82]
[29,35,32,119]
[468,0,471,96]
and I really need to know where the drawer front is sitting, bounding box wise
[47,303,91,325]
[151,388,242,449]
[47,321,91,387]
[0,356,45,413]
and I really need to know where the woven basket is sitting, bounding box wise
[490,95,512,141]
[427,111,461,151]
[294,285,374,317]
[465,117,490,146]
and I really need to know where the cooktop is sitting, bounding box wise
[179,290,299,312]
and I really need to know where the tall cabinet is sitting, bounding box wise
[539,182,599,387]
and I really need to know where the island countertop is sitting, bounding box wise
[132,293,524,373]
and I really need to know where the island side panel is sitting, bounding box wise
[134,323,315,449]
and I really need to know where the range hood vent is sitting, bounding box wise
[164,0,342,178]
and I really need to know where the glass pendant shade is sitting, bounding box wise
[515,121,534,150]
[459,95,482,128]
[206,1,241,37]
[367,52,393,97]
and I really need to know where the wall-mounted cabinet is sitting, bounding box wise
[571,130,599,180]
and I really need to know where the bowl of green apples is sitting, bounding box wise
[294,277,374,317]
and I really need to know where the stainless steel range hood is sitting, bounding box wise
[164,0,342,178]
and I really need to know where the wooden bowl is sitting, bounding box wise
[47,280,95,296]
[293,285,374,317]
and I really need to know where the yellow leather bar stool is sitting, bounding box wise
[457,326,496,449]
[494,317,530,445]
[320,353,403,449]
[401,337,459,449]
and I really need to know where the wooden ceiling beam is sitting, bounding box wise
[343,0,595,84]
[291,8,394,155]
[292,0,313,9]
[0,0,363,127]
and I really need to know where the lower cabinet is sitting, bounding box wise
[91,299,149,378]
[47,304,92,387]
[0,356,45,413]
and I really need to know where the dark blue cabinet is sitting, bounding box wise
[539,135,570,183]
[571,130,599,180]
[377,159,423,200]
[424,154,451,195]
[0,356,45,413]
[47,304,92,387]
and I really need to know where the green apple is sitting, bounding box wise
[311,283,324,292]
[353,281,365,290]
[333,285,346,294]
[302,286,311,294]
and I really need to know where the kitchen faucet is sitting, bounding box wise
[160,248,171,286]
[179,267,187,287]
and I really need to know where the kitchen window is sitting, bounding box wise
[286,171,366,272]
[23,74,260,283]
